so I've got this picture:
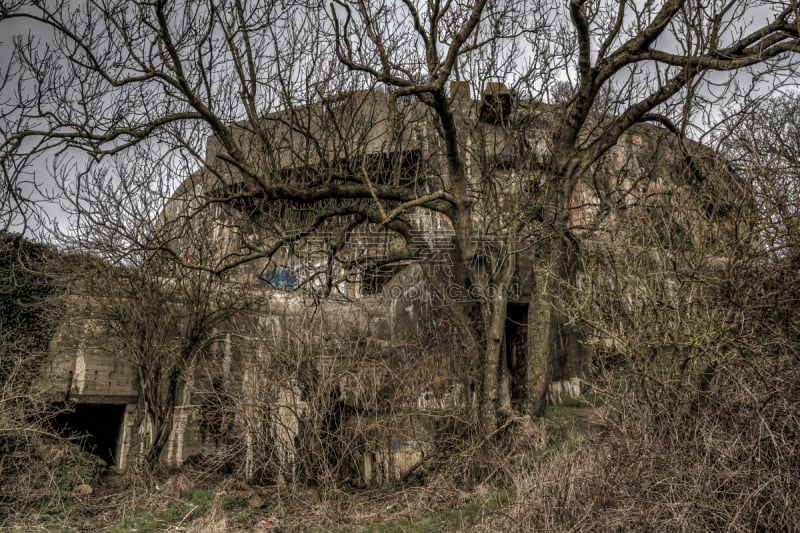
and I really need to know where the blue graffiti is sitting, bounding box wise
[259,268,298,290]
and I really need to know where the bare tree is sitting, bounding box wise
[501,92,800,531]
[96,265,245,467]
[2,0,798,435]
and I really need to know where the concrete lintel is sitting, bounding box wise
[67,394,138,405]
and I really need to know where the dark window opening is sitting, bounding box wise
[278,149,421,188]
[52,403,126,466]
[361,264,405,295]
[505,303,529,406]
[480,83,513,124]
[213,181,264,214]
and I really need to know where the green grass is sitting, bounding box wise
[181,488,214,511]
[544,403,580,421]
[230,507,263,528]
[108,489,216,532]
[220,492,249,510]
[361,490,511,533]
[108,507,160,533]
[560,390,605,408]
[158,501,194,523]
[533,404,587,461]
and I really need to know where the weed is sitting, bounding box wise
[181,488,214,511]
[361,490,510,533]
[159,501,194,523]
[529,404,586,461]
[108,507,159,533]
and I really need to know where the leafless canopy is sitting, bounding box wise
[1,0,798,428]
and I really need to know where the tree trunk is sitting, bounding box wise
[145,375,178,466]
[479,292,508,431]
[524,156,584,415]
[477,245,518,430]
[146,402,175,466]
[527,284,554,416]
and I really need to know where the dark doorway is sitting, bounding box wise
[53,403,126,466]
[505,303,529,406]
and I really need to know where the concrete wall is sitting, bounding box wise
[42,295,138,403]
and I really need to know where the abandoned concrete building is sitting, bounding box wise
[40,82,743,482]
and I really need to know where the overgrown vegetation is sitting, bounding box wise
[0,234,103,528]
[2,0,800,530]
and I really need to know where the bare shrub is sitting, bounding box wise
[189,306,390,488]
[474,355,798,531]
[0,234,103,526]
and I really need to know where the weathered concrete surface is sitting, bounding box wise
[40,295,138,403]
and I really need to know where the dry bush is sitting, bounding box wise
[490,354,798,532]
[0,234,102,526]
[0,436,103,527]
[492,161,800,529]
[481,135,800,530]
[189,308,405,489]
